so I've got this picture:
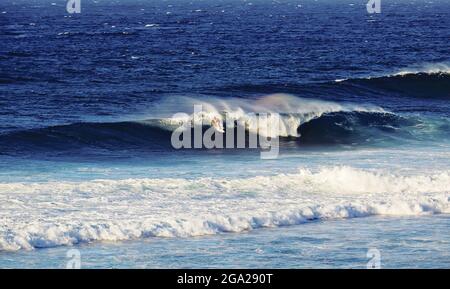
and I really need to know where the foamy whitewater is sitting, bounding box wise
[1,166,449,251]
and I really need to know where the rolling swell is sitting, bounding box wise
[338,72,450,100]
[218,71,450,101]
[0,110,436,156]
[0,121,174,155]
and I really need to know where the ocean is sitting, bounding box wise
[0,0,449,268]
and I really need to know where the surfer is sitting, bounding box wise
[211,116,224,133]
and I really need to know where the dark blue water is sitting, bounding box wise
[0,0,450,266]
[1,0,449,160]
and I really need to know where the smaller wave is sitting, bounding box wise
[214,63,450,101]
[335,62,450,81]
[335,62,450,99]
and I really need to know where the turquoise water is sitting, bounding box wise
[1,215,449,268]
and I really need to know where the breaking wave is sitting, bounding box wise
[2,93,446,155]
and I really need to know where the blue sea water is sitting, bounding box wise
[0,0,449,268]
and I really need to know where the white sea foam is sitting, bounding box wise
[0,166,448,251]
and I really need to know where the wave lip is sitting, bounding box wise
[0,166,449,251]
